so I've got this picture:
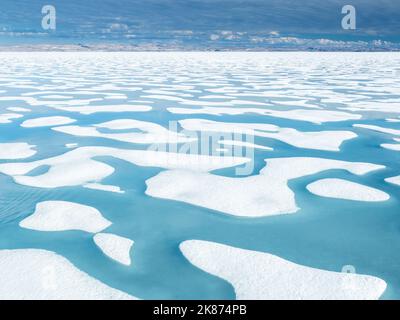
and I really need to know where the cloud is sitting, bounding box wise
[0,0,399,49]
[210,34,220,41]
[108,23,129,31]
[247,34,400,50]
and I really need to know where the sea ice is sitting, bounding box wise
[218,140,273,151]
[146,157,384,217]
[169,107,361,124]
[7,107,31,112]
[386,118,400,123]
[179,119,356,151]
[53,119,197,144]
[93,233,134,266]
[21,116,76,128]
[344,101,400,113]
[306,178,389,202]
[381,143,400,151]
[353,124,400,136]
[19,201,112,233]
[0,113,23,124]
[0,249,136,299]
[385,176,400,186]
[180,240,387,300]
[0,96,100,107]
[84,183,125,194]
[0,143,36,159]
[53,104,152,115]
[271,99,321,109]
[0,147,250,189]
[65,143,78,149]
[41,95,74,99]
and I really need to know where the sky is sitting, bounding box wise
[0,0,399,50]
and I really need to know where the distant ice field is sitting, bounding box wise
[0,52,400,299]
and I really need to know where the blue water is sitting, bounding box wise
[0,52,400,299]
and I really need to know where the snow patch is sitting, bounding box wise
[93,233,134,266]
[19,201,111,233]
